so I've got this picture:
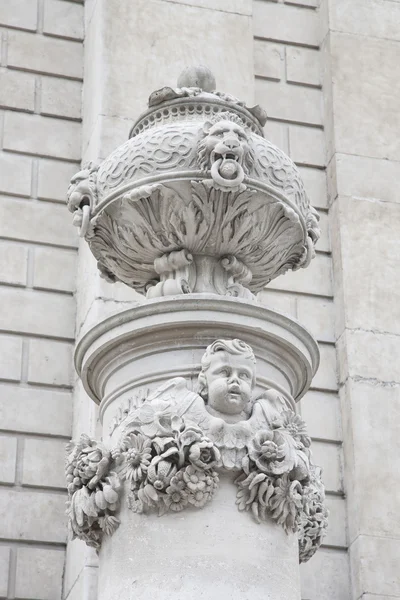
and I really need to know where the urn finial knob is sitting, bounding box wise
[177,65,216,92]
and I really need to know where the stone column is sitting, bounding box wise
[322,2,400,599]
[65,67,327,599]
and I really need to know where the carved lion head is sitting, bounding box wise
[197,112,254,191]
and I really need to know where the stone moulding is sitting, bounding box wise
[66,68,320,298]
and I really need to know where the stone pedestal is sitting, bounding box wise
[65,69,327,600]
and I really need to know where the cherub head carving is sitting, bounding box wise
[197,112,254,192]
[198,339,256,421]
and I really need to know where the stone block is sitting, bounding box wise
[64,565,98,600]
[315,210,329,252]
[300,548,351,600]
[296,295,334,343]
[0,488,67,542]
[254,40,284,80]
[64,539,98,600]
[0,196,78,248]
[37,158,78,202]
[43,0,84,40]
[311,440,342,493]
[15,547,64,600]
[289,124,325,167]
[298,166,328,210]
[324,495,347,548]
[300,390,341,442]
[40,76,82,120]
[286,46,321,87]
[33,246,77,292]
[0,0,37,30]
[0,383,72,436]
[330,32,400,161]
[329,0,400,42]
[338,329,400,385]
[0,288,75,338]
[257,289,296,318]
[22,437,67,488]
[340,380,400,542]
[0,152,32,197]
[331,196,400,336]
[284,0,317,6]
[312,343,337,391]
[7,30,83,79]
[0,69,35,112]
[83,114,133,162]
[350,535,400,599]
[0,241,28,286]
[155,0,252,13]
[3,112,81,161]
[333,153,400,205]
[0,435,17,483]
[0,334,23,382]
[255,79,322,126]
[268,253,332,297]
[263,120,288,153]
[28,338,73,387]
[253,1,319,47]
[0,546,10,597]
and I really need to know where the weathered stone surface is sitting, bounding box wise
[286,47,321,87]
[255,79,323,126]
[0,196,78,247]
[350,535,400,599]
[328,153,400,205]
[15,547,64,600]
[37,159,79,202]
[298,166,328,210]
[0,435,17,484]
[63,539,98,600]
[289,124,325,167]
[340,380,400,542]
[0,288,75,338]
[28,338,73,386]
[297,296,334,343]
[0,334,23,382]
[7,30,83,79]
[311,440,342,493]
[269,253,332,297]
[3,112,81,160]
[0,153,32,197]
[254,40,284,80]
[330,32,400,161]
[0,0,37,30]
[33,247,77,293]
[329,0,400,41]
[43,0,84,40]
[330,196,400,336]
[0,547,10,597]
[0,384,71,436]
[0,489,67,542]
[300,548,351,600]
[324,495,347,548]
[253,0,320,47]
[41,76,82,120]
[300,390,341,442]
[0,69,35,112]
[0,242,28,286]
[22,437,67,488]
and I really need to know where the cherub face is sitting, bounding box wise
[205,352,255,416]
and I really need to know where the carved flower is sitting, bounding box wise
[276,410,311,448]
[268,474,303,534]
[119,433,152,484]
[66,434,111,494]
[165,472,189,512]
[188,438,221,470]
[147,458,177,491]
[98,514,120,536]
[247,430,288,475]
[182,464,208,492]
[135,400,173,438]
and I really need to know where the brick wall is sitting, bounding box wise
[0,1,83,598]
[253,1,350,598]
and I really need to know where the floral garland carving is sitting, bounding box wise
[65,435,121,549]
[114,416,220,516]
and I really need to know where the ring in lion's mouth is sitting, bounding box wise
[212,152,240,163]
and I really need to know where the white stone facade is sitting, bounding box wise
[0,1,398,599]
